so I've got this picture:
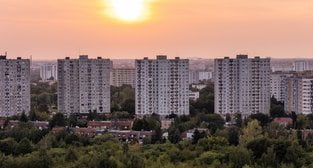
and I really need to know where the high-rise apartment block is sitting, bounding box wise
[270,72,290,102]
[135,55,189,116]
[40,63,58,81]
[111,68,135,87]
[0,55,30,117]
[214,55,271,117]
[285,72,313,115]
[294,61,310,72]
[58,55,111,116]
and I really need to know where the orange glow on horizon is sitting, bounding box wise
[2,0,313,59]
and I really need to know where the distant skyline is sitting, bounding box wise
[1,0,313,60]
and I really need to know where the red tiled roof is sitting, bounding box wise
[73,127,96,134]
[87,120,133,129]
[88,121,112,127]
[273,117,293,124]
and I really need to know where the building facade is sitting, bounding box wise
[40,63,58,81]
[135,55,189,116]
[0,55,30,117]
[270,72,289,102]
[58,55,111,116]
[285,75,313,115]
[294,61,310,72]
[111,68,135,87]
[214,55,271,117]
[189,70,213,84]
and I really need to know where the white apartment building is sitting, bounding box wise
[189,70,213,84]
[135,55,189,116]
[271,72,289,102]
[214,55,271,117]
[111,68,135,87]
[294,61,310,72]
[40,63,58,81]
[285,76,313,115]
[0,55,30,117]
[58,55,111,116]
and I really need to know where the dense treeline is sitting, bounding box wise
[30,82,57,121]
[2,118,313,168]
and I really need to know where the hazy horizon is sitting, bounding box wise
[1,0,313,60]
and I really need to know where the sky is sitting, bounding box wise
[1,0,313,60]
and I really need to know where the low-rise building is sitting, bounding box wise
[302,130,313,140]
[161,119,173,129]
[189,91,200,101]
[32,121,49,130]
[181,128,209,140]
[273,117,293,127]
[73,127,97,137]
[87,120,133,131]
[108,130,154,142]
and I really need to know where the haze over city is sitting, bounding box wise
[1,0,313,60]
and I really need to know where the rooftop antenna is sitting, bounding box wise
[5,51,7,56]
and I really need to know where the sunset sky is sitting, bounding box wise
[1,0,313,60]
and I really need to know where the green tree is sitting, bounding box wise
[19,112,29,123]
[239,120,263,146]
[246,137,269,159]
[168,129,181,144]
[249,113,270,127]
[235,113,243,127]
[68,114,78,127]
[35,148,53,168]
[227,126,240,146]
[121,99,135,116]
[197,151,223,166]
[132,117,160,131]
[296,114,309,129]
[151,127,163,144]
[228,146,252,168]
[0,138,17,155]
[49,113,66,128]
[65,147,78,161]
[270,97,286,118]
[123,153,145,168]
[189,83,214,115]
[260,147,278,168]
[192,129,207,144]
[15,138,32,155]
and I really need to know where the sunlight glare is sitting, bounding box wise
[106,0,151,22]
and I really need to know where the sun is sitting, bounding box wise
[106,0,151,22]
